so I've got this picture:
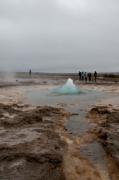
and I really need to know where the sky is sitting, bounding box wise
[0,0,119,73]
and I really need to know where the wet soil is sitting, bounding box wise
[0,103,69,180]
[0,103,104,180]
[89,105,119,180]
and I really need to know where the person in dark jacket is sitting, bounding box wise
[88,72,92,82]
[78,71,81,81]
[81,72,84,81]
[84,72,87,82]
[94,71,97,82]
[29,69,32,77]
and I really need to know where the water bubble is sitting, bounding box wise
[53,78,80,95]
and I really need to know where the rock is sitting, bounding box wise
[90,106,111,115]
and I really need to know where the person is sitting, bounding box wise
[84,72,87,82]
[29,69,32,77]
[88,72,92,82]
[81,72,84,81]
[78,71,81,81]
[94,71,97,82]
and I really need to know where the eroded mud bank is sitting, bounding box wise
[0,103,69,180]
[89,105,119,180]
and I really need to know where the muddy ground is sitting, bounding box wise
[89,105,119,180]
[0,103,103,180]
[0,103,69,180]
[0,76,119,180]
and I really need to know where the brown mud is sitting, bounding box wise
[0,103,103,180]
[0,103,69,180]
[89,105,119,180]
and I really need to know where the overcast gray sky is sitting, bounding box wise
[0,0,119,72]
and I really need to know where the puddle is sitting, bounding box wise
[80,142,110,180]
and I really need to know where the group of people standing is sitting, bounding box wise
[78,71,97,82]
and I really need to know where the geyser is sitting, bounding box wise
[53,78,80,95]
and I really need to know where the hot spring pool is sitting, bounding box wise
[25,78,110,107]
[25,86,109,108]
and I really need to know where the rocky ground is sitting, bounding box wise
[0,103,69,180]
[0,102,104,180]
[89,105,119,180]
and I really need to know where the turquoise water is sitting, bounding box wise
[53,78,80,95]
[25,87,104,107]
